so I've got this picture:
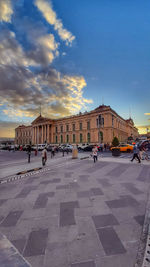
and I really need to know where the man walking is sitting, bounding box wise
[131,144,141,163]
[42,147,47,166]
[92,145,98,163]
[27,143,31,163]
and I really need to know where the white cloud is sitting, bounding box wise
[0,0,13,23]
[35,0,75,45]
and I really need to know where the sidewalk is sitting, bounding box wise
[0,154,150,266]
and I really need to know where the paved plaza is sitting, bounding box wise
[0,151,150,267]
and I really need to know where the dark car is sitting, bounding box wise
[83,145,94,151]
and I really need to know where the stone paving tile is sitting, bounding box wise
[25,255,44,267]
[64,172,73,178]
[134,214,145,226]
[97,227,126,255]
[106,164,128,177]
[79,175,89,182]
[0,199,7,206]
[71,260,96,267]
[105,195,139,208]
[77,191,91,198]
[121,183,143,195]
[56,184,69,190]
[40,178,61,184]
[15,186,37,198]
[0,210,23,227]
[85,162,108,173]
[11,238,26,254]
[97,178,112,187]
[92,214,119,229]
[25,176,39,184]
[33,192,55,209]
[59,201,79,227]
[23,228,48,257]
[45,242,69,267]
[90,187,104,196]
[137,166,150,182]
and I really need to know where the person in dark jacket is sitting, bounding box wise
[27,144,32,163]
[131,144,141,163]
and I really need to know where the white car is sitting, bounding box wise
[37,144,46,151]
[78,143,89,150]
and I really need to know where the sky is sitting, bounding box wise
[0,0,150,137]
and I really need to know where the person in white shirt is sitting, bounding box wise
[42,147,47,166]
[92,146,98,163]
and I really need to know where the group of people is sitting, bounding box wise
[131,143,149,163]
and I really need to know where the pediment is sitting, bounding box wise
[32,115,50,125]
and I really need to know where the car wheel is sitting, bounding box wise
[127,149,131,153]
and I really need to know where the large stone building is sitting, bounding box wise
[15,105,139,145]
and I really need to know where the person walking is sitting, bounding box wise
[42,147,47,166]
[131,144,141,163]
[51,146,55,158]
[92,145,98,163]
[27,143,31,163]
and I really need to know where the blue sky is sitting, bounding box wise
[0,0,150,137]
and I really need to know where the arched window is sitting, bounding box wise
[87,133,90,143]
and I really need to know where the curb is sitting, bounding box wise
[0,167,51,185]
[142,224,150,266]
[0,232,31,267]
[134,183,150,267]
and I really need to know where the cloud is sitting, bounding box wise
[35,0,75,45]
[0,121,21,138]
[0,0,13,23]
[0,5,91,124]
[144,113,150,115]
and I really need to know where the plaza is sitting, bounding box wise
[0,150,150,267]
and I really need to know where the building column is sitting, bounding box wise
[42,125,44,143]
[47,124,50,143]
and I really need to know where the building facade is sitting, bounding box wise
[15,105,139,145]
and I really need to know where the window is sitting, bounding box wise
[112,115,114,127]
[61,135,63,143]
[79,122,82,130]
[66,124,69,132]
[72,124,75,131]
[61,125,63,133]
[66,134,69,143]
[73,134,76,143]
[87,121,90,130]
[87,133,90,143]
[56,126,58,133]
[80,133,82,143]
[56,136,58,143]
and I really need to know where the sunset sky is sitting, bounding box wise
[0,0,150,138]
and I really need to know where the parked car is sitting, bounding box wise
[59,144,73,152]
[111,144,133,152]
[83,144,94,151]
[78,143,89,151]
[37,144,46,151]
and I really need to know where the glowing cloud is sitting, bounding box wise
[35,0,75,45]
[144,113,150,115]
[0,0,13,23]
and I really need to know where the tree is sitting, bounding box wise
[112,136,119,147]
